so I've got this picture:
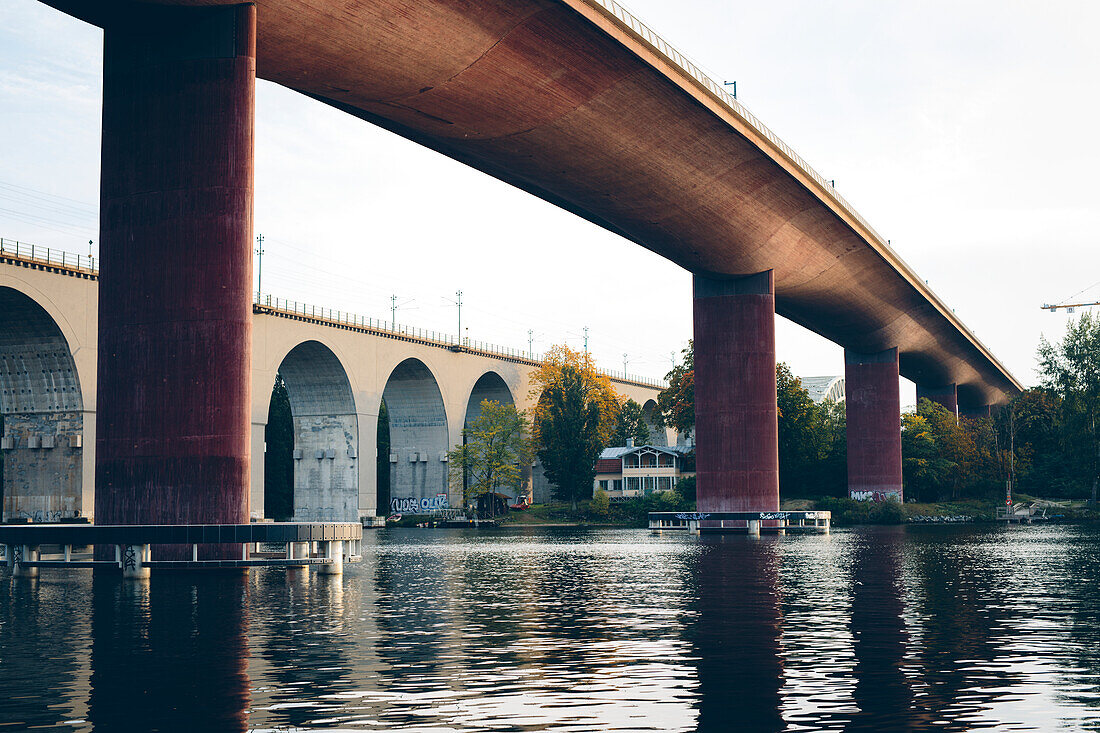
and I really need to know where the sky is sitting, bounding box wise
[1,0,1098,405]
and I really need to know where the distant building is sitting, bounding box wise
[801,375,845,405]
[593,440,695,499]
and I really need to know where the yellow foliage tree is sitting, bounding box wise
[529,344,621,446]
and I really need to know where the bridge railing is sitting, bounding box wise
[584,0,893,253]
[255,293,668,389]
[0,237,97,273]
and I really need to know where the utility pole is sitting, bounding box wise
[623,352,629,376]
[583,326,589,354]
[456,290,463,341]
[723,80,737,99]
[391,294,397,323]
[528,329,534,359]
[254,234,264,299]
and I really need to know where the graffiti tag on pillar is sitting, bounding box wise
[390,496,450,514]
[123,545,137,571]
[12,546,22,564]
[674,512,710,521]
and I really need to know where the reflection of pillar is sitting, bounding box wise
[89,574,250,731]
[848,527,912,731]
[916,383,957,418]
[693,272,778,512]
[688,538,783,732]
[95,5,255,552]
[844,348,902,501]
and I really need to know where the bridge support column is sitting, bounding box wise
[916,383,958,419]
[844,348,903,502]
[95,4,256,553]
[693,272,778,513]
[959,403,992,420]
[12,545,39,579]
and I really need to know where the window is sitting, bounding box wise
[626,476,641,493]
[658,454,674,467]
[658,476,673,491]
[613,479,623,491]
[641,453,657,467]
[599,480,609,490]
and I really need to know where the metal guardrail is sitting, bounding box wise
[0,237,668,389]
[0,237,97,273]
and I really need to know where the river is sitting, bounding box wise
[3,524,1100,731]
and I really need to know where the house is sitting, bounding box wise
[593,440,695,499]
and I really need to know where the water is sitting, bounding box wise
[4,524,1100,732]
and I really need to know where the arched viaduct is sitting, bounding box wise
[0,253,668,522]
[25,0,1022,528]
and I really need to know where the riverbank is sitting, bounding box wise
[387,495,1100,530]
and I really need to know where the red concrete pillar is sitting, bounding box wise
[693,272,778,512]
[916,383,958,418]
[845,348,902,501]
[95,5,255,536]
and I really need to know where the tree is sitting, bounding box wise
[264,373,294,520]
[1038,312,1100,500]
[535,364,607,510]
[612,398,651,447]
[658,341,694,434]
[377,399,390,512]
[530,344,620,445]
[447,400,531,517]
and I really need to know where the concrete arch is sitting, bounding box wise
[641,399,667,446]
[382,357,449,515]
[276,340,359,521]
[0,286,85,520]
[463,371,515,428]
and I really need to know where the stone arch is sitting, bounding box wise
[381,358,449,515]
[0,286,84,521]
[274,340,359,521]
[642,399,667,446]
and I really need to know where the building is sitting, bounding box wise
[593,441,695,499]
[801,375,845,405]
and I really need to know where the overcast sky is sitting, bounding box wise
[2,0,1098,404]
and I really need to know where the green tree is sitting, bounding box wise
[536,365,606,510]
[448,400,531,517]
[377,399,390,513]
[591,488,610,517]
[264,374,294,520]
[658,340,694,434]
[612,398,651,447]
[1038,312,1100,500]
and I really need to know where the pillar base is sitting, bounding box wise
[318,540,343,575]
[12,545,39,578]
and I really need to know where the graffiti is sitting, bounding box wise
[12,545,22,565]
[674,512,710,521]
[759,512,784,520]
[122,545,137,571]
[850,490,902,503]
[15,509,66,523]
[390,495,450,514]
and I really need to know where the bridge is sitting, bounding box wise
[20,0,1020,536]
[0,242,668,523]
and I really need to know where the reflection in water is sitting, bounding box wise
[688,536,784,732]
[87,573,251,732]
[3,526,1100,730]
[848,526,912,731]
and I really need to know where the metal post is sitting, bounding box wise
[318,540,343,575]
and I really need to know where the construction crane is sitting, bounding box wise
[1042,301,1100,313]
[1043,279,1100,313]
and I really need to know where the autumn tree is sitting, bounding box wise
[612,398,651,447]
[530,345,619,509]
[447,400,532,517]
